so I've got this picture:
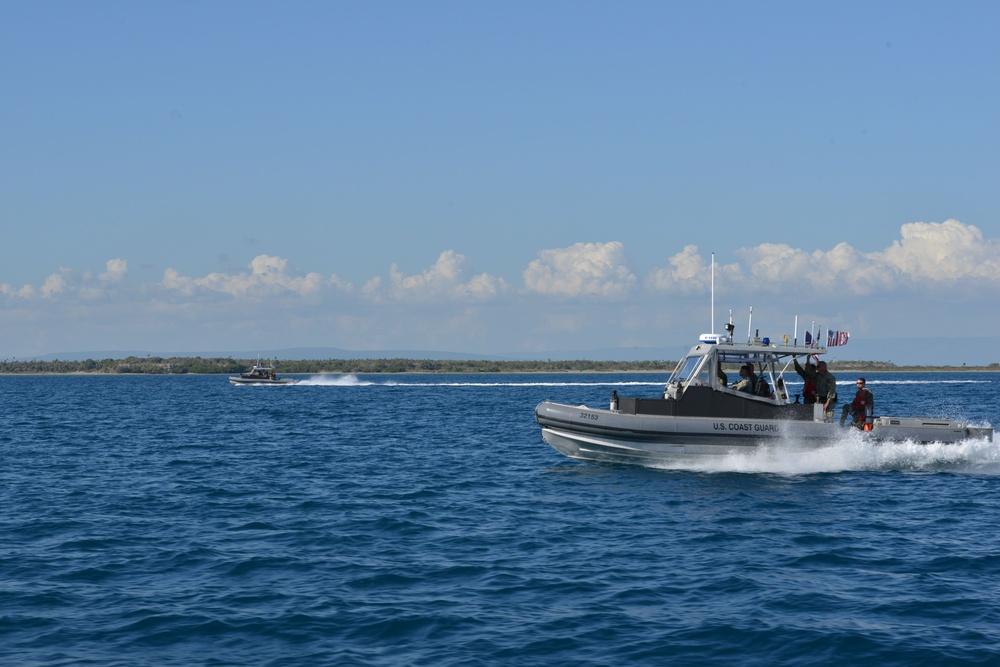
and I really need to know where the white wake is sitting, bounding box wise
[651,431,1000,475]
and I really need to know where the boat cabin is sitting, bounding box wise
[665,337,823,405]
[611,336,826,421]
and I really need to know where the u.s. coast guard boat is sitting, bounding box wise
[229,358,297,386]
[535,324,993,465]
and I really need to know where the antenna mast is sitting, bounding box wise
[710,252,715,334]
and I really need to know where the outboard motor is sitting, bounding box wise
[610,390,619,411]
[864,403,874,431]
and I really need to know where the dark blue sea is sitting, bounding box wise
[3,372,1000,666]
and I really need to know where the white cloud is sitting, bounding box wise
[648,220,1000,297]
[0,259,130,302]
[523,241,636,297]
[3,222,999,360]
[646,245,741,294]
[876,219,1000,282]
[41,273,66,297]
[736,243,810,283]
[162,254,351,298]
[463,272,505,300]
[734,242,897,295]
[366,250,507,302]
[361,275,382,298]
[0,283,35,298]
[100,259,128,284]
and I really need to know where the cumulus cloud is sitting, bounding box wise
[3,221,997,358]
[100,258,128,284]
[162,254,351,298]
[523,241,636,297]
[876,220,1000,281]
[647,220,1000,296]
[0,283,35,298]
[735,242,896,294]
[41,273,66,297]
[646,245,741,294]
[365,250,507,302]
[1,258,129,301]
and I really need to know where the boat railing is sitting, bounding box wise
[715,382,787,405]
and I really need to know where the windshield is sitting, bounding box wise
[670,355,708,385]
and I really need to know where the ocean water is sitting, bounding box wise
[2,371,1000,666]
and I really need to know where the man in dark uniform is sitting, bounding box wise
[815,361,837,422]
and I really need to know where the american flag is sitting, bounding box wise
[827,330,850,346]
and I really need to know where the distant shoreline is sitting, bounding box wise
[1,356,998,376]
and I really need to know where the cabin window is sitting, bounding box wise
[673,355,709,386]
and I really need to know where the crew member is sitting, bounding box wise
[815,361,837,421]
[732,365,757,393]
[717,359,728,388]
[793,356,819,404]
[840,377,873,427]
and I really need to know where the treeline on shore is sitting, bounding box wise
[0,357,669,375]
[1,356,998,375]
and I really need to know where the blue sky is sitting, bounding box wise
[2,2,999,363]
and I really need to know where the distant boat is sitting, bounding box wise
[229,358,296,386]
[536,328,993,466]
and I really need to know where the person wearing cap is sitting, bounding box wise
[732,364,757,393]
[815,361,837,421]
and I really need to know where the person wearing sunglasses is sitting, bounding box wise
[840,377,874,427]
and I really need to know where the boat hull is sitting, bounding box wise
[228,376,297,386]
[535,400,992,464]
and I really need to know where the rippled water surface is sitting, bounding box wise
[3,372,1000,666]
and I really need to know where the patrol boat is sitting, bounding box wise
[229,358,297,385]
[535,325,993,465]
